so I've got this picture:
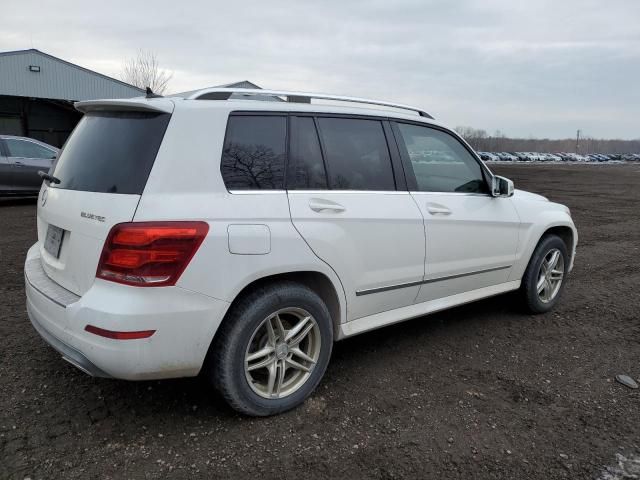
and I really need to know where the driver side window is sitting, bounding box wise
[396,123,488,194]
[5,139,56,159]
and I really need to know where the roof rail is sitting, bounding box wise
[185,88,434,119]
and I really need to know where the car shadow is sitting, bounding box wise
[57,290,524,424]
[334,291,521,357]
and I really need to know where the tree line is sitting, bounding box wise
[455,127,640,154]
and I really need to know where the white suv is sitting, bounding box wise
[25,88,577,416]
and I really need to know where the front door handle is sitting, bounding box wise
[309,198,346,213]
[427,203,451,215]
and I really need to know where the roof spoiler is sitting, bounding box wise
[74,99,174,114]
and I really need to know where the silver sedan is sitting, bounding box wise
[0,135,59,195]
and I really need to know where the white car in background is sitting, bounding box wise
[478,152,501,162]
[25,89,577,416]
[515,152,534,161]
[498,152,518,162]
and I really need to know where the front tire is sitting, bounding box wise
[521,234,569,314]
[209,281,333,416]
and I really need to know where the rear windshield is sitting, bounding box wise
[51,111,171,194]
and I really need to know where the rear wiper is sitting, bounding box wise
[38,171,61,184]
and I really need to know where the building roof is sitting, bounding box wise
[216,80,262,90]
[171,81,286,101]
[0,49,144,101]
[170,80,263,98]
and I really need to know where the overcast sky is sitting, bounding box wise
[2,0,639,139]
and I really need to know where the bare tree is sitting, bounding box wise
[455,126,488,150]
[121,50,173,94]
[221,143,283,189]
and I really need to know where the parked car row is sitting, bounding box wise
[477,151,640,163]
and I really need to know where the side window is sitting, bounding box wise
[396,123,488,194]
[5,139,56,159]
[316,117,395,191]
[288,116,327,189]
[221,115,286,190]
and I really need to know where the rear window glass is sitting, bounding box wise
[288,116,327,189]
[316,117,395,191]
[51,111,170,194]
[221,115,286,190]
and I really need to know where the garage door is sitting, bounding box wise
[0,116,23,136]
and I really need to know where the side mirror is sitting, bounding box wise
[491,175,514,197]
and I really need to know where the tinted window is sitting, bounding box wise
[317,118,395,191]
[51,111,170,194]
[221,116,286,190]
[288,117,327,189]
[6,139,56,159]
[396,123,488,194]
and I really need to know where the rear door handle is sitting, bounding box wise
[309,198,346,213]
[427,203,451,215]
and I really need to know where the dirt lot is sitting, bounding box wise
[1,164,639,479]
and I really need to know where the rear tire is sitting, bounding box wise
[209,281,333,416]
[521,234,569,314]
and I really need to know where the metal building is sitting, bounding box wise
[0,48,266,147]
[0,49,144,147]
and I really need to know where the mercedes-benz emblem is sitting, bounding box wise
[41,188,48,207]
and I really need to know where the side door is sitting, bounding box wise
[287,115,426,322]
[391,121,520,303]
[0,139,14,191]
[4,138,57,191]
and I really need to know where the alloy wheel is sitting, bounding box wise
[536,248,565,303]
[244,308,321,399]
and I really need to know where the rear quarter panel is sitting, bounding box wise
[134,103,348,323]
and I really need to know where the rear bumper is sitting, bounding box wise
[28,305,112,377]
[25,243,231,380]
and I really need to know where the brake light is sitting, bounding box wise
[96,221,209,287]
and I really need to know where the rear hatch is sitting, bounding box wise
[37,100,173,296]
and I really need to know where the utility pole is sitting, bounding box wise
[576,129,581,154]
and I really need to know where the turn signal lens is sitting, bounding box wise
[96,221,209,287]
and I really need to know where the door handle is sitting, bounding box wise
[308,198,346,213]
[427,203,451,215]
[14,161,24,167]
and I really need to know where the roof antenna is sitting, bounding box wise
[146,86,162,98]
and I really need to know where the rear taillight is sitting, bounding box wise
[96,221,209,287]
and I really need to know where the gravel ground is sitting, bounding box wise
[1,164,639,479]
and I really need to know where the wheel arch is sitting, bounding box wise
[525,222,576,273]
[541,225,575,264]
[218,270,345,340]
[510,216,577,282]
